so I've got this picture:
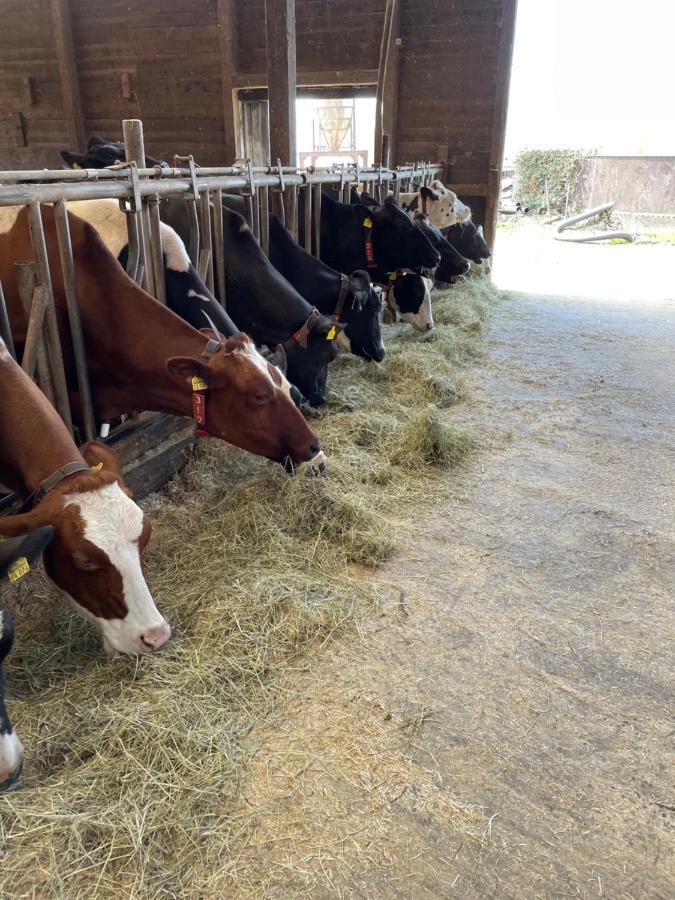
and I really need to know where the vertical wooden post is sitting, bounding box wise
[217,0,240,162]
[50,0,86,150]
[266,0,297,223]
[374,0,397,166]
[484,0,519,253]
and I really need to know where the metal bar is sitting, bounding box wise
[303,185,312,253]
[26,204,74,433]
[123,120,156,298]
[15,264,55,404]
[16,276,47,379]
[311,182,322,258]
[288,184,298,241]
[53,201,97,441]
[186,199,200,267]
[0,277,16,360]
[259,186,270,257]
[212,188,226,306]
[199,190,214,293]
[147,196,166,304]
[124,208,142,283]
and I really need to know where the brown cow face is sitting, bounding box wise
[0,444,170,656]
[166,333,324,467]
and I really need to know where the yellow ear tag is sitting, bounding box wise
[192,376,208,392]
[326,325,337,341]
[90,462,103,472]
[72,162,82,169]
[363,216,373,229]
[8,557,30,583]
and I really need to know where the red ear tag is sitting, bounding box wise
[192,391,207,428]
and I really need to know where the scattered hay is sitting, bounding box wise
[0,277,501,898]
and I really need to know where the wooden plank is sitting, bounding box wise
[484,0,518,250]
[49,0,86,149]
[217,0,239,163]
[266,0,297,169]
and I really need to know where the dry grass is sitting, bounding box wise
[0,278,500,898]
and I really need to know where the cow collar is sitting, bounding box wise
[283,307,324,351]
[362,216,377,269]
[333,274,350,322]
[17,461,96,513]
[191,336,223,438]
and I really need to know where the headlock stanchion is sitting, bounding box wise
[0,115,442,454]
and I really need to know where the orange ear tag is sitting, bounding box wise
[191,376,208,391]
[90,462,103,472]
[326,326,337,341]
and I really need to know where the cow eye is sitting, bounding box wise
[254,391,270,404]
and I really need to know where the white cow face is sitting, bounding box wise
[417,181,472,229]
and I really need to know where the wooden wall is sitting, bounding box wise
[0,0,517,241]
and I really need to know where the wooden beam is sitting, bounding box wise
[374,0,396,166]
[233,69,379,90]
[217,0,240,162]
[265,0,297,168]
[381,0,402,165]
[49,0,85,150]
[483,0,518,251]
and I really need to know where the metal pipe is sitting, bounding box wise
[26,204,74,433]
[53,200,97,441]
[212,188,226,307]
[16,272,47,379]
[556,202,615,233]
[259,187,270,257]
[0,278,16,360]
[303,185,312,253]
[147,196,166,304]
[124,209,142,283]
[123,119,155,299]
[199,190,214,293]
[186,199,200,267]
[311,182,322,258]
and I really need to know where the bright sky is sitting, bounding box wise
[504,0,675,160]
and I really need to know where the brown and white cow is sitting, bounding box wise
[0,338,170,656]
[400,180,472,229]
[0,206,323,469]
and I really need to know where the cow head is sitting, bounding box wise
[444,221,491,264]
[353,197,440,273]
[284,315,345,407]
[166,331,325,457]
[61,136,167,169]
[413,214,470,283]
[338,270,385,363]
[407,181,472,229]
[388,272,434,332]
[0,443,170,657]
[0,611,22,792]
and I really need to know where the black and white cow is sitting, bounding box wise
[268,215,385,362]
[445,221,491,265]
[412,214,471,284]
[0,526,55,791]
[161,200,344,407]
[400,180,471,229]
[61,136,167,170]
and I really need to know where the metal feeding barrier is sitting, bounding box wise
[0,118,441,466]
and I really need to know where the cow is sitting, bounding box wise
[0,206,324,467]
[0,337,170,656]
[61,135,167,170]
[444,221,491,265]
[160,200,344,407]
[0,526,55,791]
[267,214,385,363]
[412,213,471,284]
[400,180,472,229]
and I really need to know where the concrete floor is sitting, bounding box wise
[235,225,675,898]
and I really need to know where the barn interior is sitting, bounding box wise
[1,2,673,899]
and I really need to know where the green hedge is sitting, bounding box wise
[514,149,587,215]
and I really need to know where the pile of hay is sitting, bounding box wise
[0,278,498,897]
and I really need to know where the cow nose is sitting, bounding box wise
[309,443,321,457]
[425,322,433,331]
[0,733,24,793]
[139,623,171,652]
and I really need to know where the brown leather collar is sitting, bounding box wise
[18,461,91,513]
[283,307,322,351]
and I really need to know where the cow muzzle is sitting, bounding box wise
[0,731,23,793]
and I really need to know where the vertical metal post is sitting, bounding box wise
[15,264,49,382]
[26,203,74,434]
[212,188,226,306]
[259,186,270,257]
[311,181,322,258]
[53,200,97,441]
[0,278,16,360]
[303,185,312,253]
[147,196,166,305]
[199,190,214,293]
[186,199,200,267]
[123,119,156,297]
[124,208,142,284]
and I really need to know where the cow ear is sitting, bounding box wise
[80,441,123,477]
[61,150,87,169]
[87,135,107,148]
[316,319,346,340]
[420,186,442,202]
[476,224,484,236]
[359,191,379,208]
[353,204,380,225]
[383,195,401,208]
[166,356,212,387]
